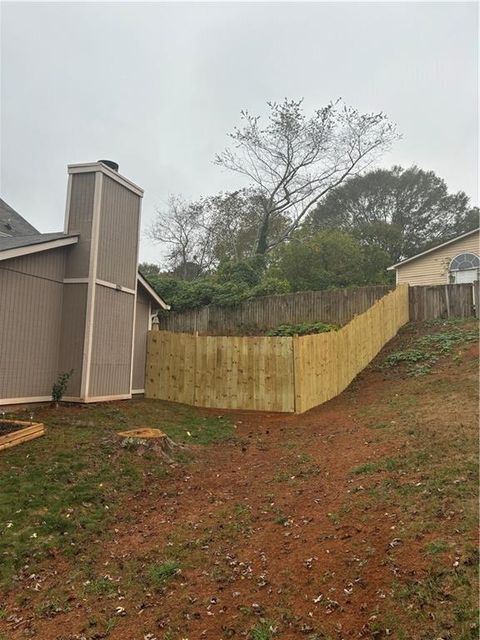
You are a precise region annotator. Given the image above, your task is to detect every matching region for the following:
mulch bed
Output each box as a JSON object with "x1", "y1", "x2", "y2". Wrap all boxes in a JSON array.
[{"x1": 0, "y1": 420, "x2": 28, "y2": 436}]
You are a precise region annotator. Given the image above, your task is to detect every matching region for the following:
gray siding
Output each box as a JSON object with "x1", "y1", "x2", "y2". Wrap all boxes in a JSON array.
[
  {"x1": 58, "y1": 283, "x2": 88, "y2": 397},
  {"x1": 0, "y1": 249, "x2": 66, "y2": 400},
  {"x1": 88, "y1": 285, "x2": 135, "y2": 397},
  {"x1": 97, "y1": 176, "x2": 141, "y2": 290},
  {"x1": 65, "y1": 172, "x2": 96, "y2": 278},
  {"x1": 132, "y1": 287, "x2": 150, "y2": 391}
]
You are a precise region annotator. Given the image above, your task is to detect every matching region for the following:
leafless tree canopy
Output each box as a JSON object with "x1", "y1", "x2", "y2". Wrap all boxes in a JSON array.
[
  {"x1": 215, "y1": 98, "x2": 399, "y2": 254},
  {"x1": 148, "y1": 196, "x2": 215, "y2": 279},
  {"x1": 149, "y1": 99, "x2": 399, "y2": 274}
]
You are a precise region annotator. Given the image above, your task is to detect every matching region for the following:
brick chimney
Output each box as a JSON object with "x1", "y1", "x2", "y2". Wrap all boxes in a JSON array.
[{"x1": 59, "y1": 161, "x2": 143, "y2": 401}]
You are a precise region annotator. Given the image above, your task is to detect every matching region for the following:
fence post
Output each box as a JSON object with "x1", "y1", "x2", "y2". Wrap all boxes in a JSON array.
[{"x1": 445, "y1": 285, "x2": 450, "y2": 318}]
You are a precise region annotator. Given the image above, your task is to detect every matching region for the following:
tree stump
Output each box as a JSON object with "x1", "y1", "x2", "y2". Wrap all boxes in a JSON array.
[{"x1": 117, "y1": 428, "x2": 187, "y2": 463}]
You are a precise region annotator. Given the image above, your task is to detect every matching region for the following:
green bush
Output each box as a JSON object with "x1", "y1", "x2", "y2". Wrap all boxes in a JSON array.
[
  {"x1": 251, "y1": 277, "x2": 291, "y2": 298},
  {"x1": 267, "y1": 321, "x2": 338, "y2": 337},
  {"x1": 216, "y1": 258, "x2": 264, "y2": 287},
  {"x1": 211, "y1": 282, "x2": 250, "y2": 307}
]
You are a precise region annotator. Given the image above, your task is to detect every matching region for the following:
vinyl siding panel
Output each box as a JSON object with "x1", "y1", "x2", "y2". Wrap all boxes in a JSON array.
[
  {"x1": 132, "y1": 288, "x2": 150, "y2": 391},
  {"x1": 89, "y1": 285, "x2": 135, "y2": 397},
  {"x1": 397, "y1": 233, "x2": 480, "y2": 285},
  {"x1": 0, "y1": 249, "x2": 66, "y2": 401},
  {"x1": 96, "y1": 176, "x2": 140, "y2": 290},
  {"x1": 65, "y1": 172, "x2": 96, "y2": 278},
  {"x1": 58, "y1": 283, "x2": 88, "y2": 397}
]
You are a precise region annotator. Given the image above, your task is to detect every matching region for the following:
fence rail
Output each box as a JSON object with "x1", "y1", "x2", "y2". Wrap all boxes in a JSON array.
[
  {"x1": 158, "y1": 285, "x2": 392, "y2": 335},
  {"x1": 146, "y1": 285, "x2": 409, "y2": 413},
  {"x1": 409, "y1": 283, "x2": 478, "y2": 321}
]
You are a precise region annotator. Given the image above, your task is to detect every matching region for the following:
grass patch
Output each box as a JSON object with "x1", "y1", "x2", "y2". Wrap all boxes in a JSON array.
[
  {"x1": 84, "y1": 576, "x2": 118, "y2": 596},
  {"x1": 148, "y1": 560, "x2": 181, "y2": 590},
  {"x1": 424, "y1": 539, "x2": 451, "y2": 555},
  {"x1": 352, "y1": 457, "x2": 399, "y2": 475},
  {"x1": 0, "y1": 400, "x2": 233, "y2": 588},
  {"x1": 162, "y1": 414, "x2": 234, "y2": 444},
  {"x1": 249, "y1": 620, "x2": 277, "y2": 640}
]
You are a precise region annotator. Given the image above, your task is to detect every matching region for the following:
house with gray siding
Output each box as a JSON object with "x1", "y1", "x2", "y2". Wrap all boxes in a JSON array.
[{"x1": 0, "y1": 160, "x2": 168, "y2": 405}]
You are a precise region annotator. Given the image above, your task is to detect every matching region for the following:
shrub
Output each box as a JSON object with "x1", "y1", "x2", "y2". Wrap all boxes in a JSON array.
[
  {"x1": 211, "y1": 282, "x2": 250, "y2": 307},
  {"x1": 251, "y1": 277, "x2": 291, "y2": 298},
  {"x1": 51, "y1": 370, "x2": 73, "y2": 404},
  {"x1": 267, "y1": 321, "x2": 338, "y2": 337}
]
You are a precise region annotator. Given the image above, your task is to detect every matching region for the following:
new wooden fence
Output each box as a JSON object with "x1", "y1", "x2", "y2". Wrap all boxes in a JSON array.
[
  {"x1": 146, "y1": 285, "x2": 409, "y2": 413},
  {"x1": 158, "y1": 285, "x2": 392, "y2": 335},
  {"x1": 409, "y1": 283, "x2": 478, "y2": 321}
]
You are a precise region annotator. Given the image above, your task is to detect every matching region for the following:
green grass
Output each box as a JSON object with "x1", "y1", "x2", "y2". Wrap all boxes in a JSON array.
[
  {"x1": 148, "y1": 560, "x2": 181, "y2": 590},
  {"x1": 0, "y1": 400, "x2": 233, "y2": 588},
  {"x1": 352, "y1": 457, "x2": 399, "y2": 475},
  {"x1": 248, "y1": 620, "x2": 277, "y2": 640},
  {"x1": 84, "y1": 576, "x2": 118, "y2": 596},
  {"x1": 162, "y1": 413, "x2": 234, "y2": 444},
  {"x1": 424, "y1": 539, "x2": 451, "y2": 555}
]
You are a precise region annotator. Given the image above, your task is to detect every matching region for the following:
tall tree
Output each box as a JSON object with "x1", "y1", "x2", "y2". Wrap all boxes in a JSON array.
[
  {"x1": 148, "y1": 195, "x2": 214, "y2": 279},
  {"x1": 215, "y1": 98, "x2": 398, "y2": 255},
  {"x1": 307, "y1": 166, "x2": 478, "y2": 262}
]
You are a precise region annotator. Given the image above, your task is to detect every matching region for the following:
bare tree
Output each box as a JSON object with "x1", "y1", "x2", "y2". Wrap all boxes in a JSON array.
[
  {"x1": 148, "y1": 196, "x2": 214, "y2": 279},
  {"x1": 215, "y1": 98, "x2": 399, "y2": 255}
]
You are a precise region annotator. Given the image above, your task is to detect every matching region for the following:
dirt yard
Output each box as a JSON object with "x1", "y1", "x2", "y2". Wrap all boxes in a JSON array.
[{"x1": 0, "y1": 320, "x2": 478, "y2": 640}]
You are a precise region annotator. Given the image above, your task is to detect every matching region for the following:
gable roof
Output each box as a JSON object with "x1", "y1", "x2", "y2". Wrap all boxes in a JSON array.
[
  {"x1": 0, "y1": 199, "x2": 39, "y2": 237},
  {"x1": 137, "y1": 272, "x2": 170, "y2": 310},
  {"x1": 388, "y1": 228, "x2": 480, "y2": 271},
  {"x1": 0, "y1": 233, "x2": 79, "y2": 262}
]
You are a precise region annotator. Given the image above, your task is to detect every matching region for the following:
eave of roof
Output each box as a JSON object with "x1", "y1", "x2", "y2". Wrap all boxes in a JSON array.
[
  {"x1": 137, "y1": 272, "x2": 170, "y2": 310},
  {"x1": 387, "y1": 228, "x2": 480, "y2": 271},
  {"x1": 0, "y1": 233, "x2": 79, "y2": 262}
]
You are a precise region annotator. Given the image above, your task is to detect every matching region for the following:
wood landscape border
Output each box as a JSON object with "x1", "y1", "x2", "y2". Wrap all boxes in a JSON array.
[
  {"x1": 0, "y1": 421, "x2": 45, "y2": 451},
  {"x1": 146, "y1": 285, "x2": 410, "y2": 413}
]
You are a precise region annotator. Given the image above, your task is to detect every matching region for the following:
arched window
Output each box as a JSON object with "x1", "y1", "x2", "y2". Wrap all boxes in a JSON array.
[{"x1": 449, "y1": 253, "x2": 480, "y2": 272}]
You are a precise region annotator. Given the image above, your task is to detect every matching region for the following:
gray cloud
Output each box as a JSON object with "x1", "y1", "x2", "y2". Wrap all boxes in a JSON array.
[{"x1": 1, "y1": 1, "x2": 477, "y2": 263}]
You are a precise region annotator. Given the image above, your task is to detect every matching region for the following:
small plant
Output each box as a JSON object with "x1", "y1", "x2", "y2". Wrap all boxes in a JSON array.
[
  {"x1": 382, "y1": 325, "x2": 478, "y2": 377},
  {"x1": 51, "y1": 369, "x2": 73, "y2": 405},
  {"x1": 383, "y1": 349, "x2": 428, "y2": 367}
]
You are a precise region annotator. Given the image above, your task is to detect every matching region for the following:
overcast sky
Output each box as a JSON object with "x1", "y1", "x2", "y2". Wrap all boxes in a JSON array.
[{"x1": 1, "y1": 1, "x2": 478, "y2": 263}]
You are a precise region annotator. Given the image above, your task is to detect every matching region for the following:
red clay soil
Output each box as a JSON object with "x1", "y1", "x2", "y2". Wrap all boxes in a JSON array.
[{"x1": 1, "y1": 333, "x2": 478, "y2": 640}]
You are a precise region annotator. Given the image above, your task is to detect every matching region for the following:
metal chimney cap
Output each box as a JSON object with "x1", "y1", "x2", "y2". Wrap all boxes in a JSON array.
[{"x1": 98, "y1": 159, "x2": 119, "y2": 172}]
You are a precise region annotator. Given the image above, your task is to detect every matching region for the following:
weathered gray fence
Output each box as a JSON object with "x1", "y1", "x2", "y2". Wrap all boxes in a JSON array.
[
  {"x1": 158, "y1": 285, "x2": 392, "y2": 335},
  {"x1": 408, "y1": 283, "x2": 478, "y2": 321}
]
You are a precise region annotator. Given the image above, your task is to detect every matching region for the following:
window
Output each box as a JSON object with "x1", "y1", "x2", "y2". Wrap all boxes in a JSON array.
[{"x1": 449, "y1": 253, "x2": 480, "y2": 272}]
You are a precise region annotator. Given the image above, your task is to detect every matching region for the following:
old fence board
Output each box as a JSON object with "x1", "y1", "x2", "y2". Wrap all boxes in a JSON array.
[
  {"x1": 146, "y1": 285, "x2": 409, "y2": 413},
  {"x1": 408, "y1": 284, "x2": 476, "y2": 321},
  {"x1": 158, "y1": 285, "x2": 392, "y2": 335}
]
